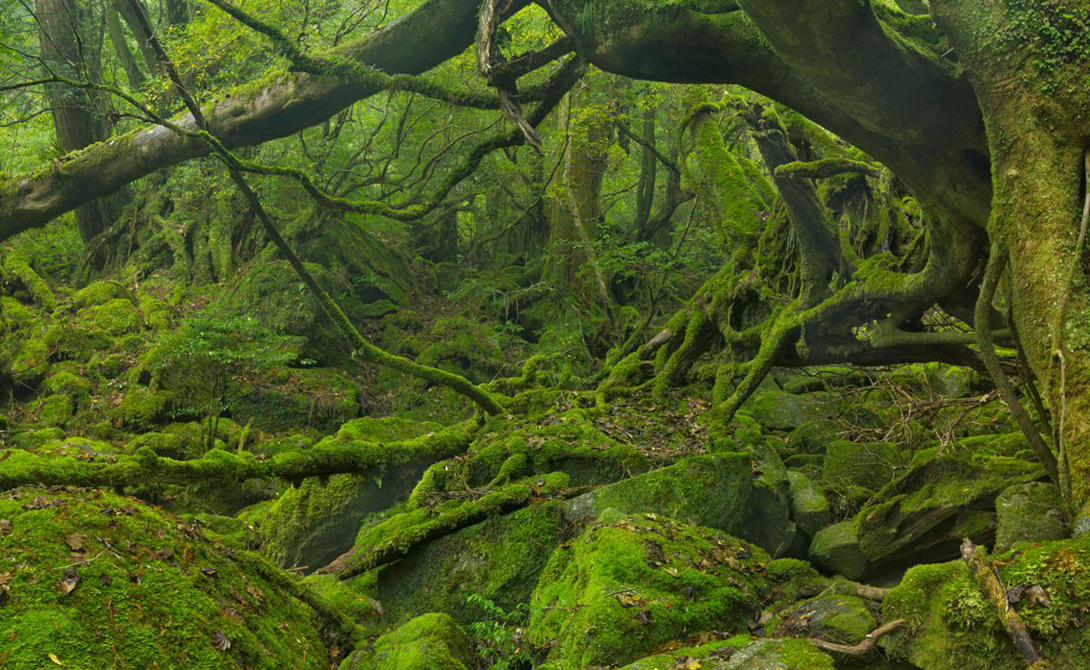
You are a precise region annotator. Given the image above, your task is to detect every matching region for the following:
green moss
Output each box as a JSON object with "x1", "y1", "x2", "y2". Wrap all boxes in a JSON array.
[
  {"x1": 71, "y1": 280, "x2": 131, "y2": 309},
  {"x1": 340, "y1": 613, "x2": 473, "y2": 670},
  {"x1": 37, "y1": 392, "x2": 74, "y2": 426},
  {"x1": 3, "y1": 249, "x2": 56, "y2": 310},
  {"x1": 618, "y1": 635, "x2": 834, "y2": 669},
  {"x1": 528, "y1": 509, "x2": 770, "y2": 668},
  {"x1": 229, "y1": 367, "x2": 362, "y2": 434},
  {"x1": 0, "y1": 487, "x2": 331, "y2": 670},
  {"x1": 75, "y1": 298, "x2": 144, "y2": 336},
  {"x1": 364, "y1": 499, "x2": 565, "y2": 627},
  {"x1": 883, "y1": 535, "x2": 1090, "y2": 670},
  {"x1": 112, "y1": 388, "x2": 177, "y2": 429}
]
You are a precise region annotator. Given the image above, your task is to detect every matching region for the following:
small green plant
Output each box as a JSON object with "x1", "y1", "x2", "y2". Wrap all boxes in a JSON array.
[{"x1": 465, "y1": 594, "x2": 534, "y2": 670}]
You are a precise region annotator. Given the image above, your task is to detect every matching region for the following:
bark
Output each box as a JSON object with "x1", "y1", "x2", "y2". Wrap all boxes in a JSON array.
[
  {"x1": 633, "y1": 105, "x2": 657, "y2": 233},
  {"x1": 36, "y1": 0, "x2": 114, "y2": 242},
  {"x1": 931, "y1": 0, "x2": 1090, "y2": 527}
]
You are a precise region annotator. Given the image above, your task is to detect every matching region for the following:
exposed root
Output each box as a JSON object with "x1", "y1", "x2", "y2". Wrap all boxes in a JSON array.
[{"x1": 807, "y1": 619, "x2": 904, "y2": 656}]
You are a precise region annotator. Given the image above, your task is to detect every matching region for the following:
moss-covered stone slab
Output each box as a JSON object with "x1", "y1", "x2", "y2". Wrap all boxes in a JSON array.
[
  {"x1": 787, "y1": 470, "x2": 831, "y2": 539},
  {"x1": 772, "y1": 593, "x2": 877, "y2": 645},
  {"x1": 808, "y1": 519, "x2": 867, "y2": 580},
  {"x1": 560, "y1": 453, "x2": 752, "y2": 535},
  {"x1": 0, "y1": 487, "x2": 331, "y2": 669},
  {"x1": 994, "y1": 481, "x2": 1069, "y2": 552},
  {"x1": 857, "y1": 449, "x2": 1044, "y2": 569},
  {"x1": 528, "y1": 509, "x2": 770, "y2": 669},
  {"x1": 741, "y1": 440, "x2": 797, "y2": 557},
  {"x1": 742, "y1": 390, "x2": 841, "y2": 431},
  {"x1": 339, "y1": 613, "x2": 474, "y2": 670},
  {"x1": 882, "y1": 536, "x2": 1090, "y2": 670},
  {"x1": 821, "y1": 440, "x2": 903, "y2": 491},
  {"x1": 617, "y1": 636, "x2": 835, "y2": 670}
]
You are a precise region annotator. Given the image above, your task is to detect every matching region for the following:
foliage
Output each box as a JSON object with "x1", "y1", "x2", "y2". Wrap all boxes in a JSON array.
[{"x1": 465, "y1": 594, "x2": 535, "y2": 670}]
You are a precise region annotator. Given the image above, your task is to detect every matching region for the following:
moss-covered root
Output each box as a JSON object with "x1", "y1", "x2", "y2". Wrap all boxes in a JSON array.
[
  {"x1": 710, "y1": 307, "x2": 797, "y2": 424},
  {"x1": 961, "y1": 538, "x2": 1051, "y2": 669},
  {"x1": 3, "y1": 249, "x2": 56, "y2": 310},
  {"x1": 320, "y1": 472, "x2": 571, "y2": 578},
  {"x1": 0, "y1": 421, "x2": 476, "y2": 490}
]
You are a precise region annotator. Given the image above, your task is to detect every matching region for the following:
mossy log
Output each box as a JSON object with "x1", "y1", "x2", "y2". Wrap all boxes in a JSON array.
[{"x1": 0, "y1": 423, "x2": 475, "y2": 491}]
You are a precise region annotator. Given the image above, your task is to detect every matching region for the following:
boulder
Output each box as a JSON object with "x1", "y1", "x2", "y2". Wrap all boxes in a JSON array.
[
  {"x1": 772, "y1": 593, "x2": 877, "y2": 645},
  {"x1": 994, "y1": 481, "x2": 1069, "y2": 552},
  {"x1": 743, "y1": 390, "x2": 841, "y2": 431},
  {"x1": 618, "y1": 636, "x2": 835, "y2": 670},
  {"x1": 788, "y1": 470, "x2": 831, "y2": 538},
  {"x1": 528, "y1": 510, "x2": 769, "y2": 669},
  {"x1": 809, "y1": 520, "x2": 868, "y2": 580},
  {"x1": 339, "y1": 613, "x2": 473, "y2": 670}
]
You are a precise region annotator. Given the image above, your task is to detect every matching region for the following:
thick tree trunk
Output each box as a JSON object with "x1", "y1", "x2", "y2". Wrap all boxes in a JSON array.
[{"x1": 932, "y1": 0, "x2": 1090, "y2": 526}]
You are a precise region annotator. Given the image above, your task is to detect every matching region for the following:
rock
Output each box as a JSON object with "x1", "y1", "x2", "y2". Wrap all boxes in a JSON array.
[
  {"x1": 788, "y1": 471, "x2": 831, "y2": 538},
  {"x1": 743, "y1": 390, "x2": 840, "y2": 431},
  {"x1": 809, "y1": 520, "x2": 868, "y2": 580},
  {"x1": 528, "y1": 510, "x2": 770, "y2": 669},
  {"x1": 618, "y1": 637, "x2": 835, "y2": 670},
  {"x1": 561, "y1": 452, "x2": 752, "y2": 535},
  {"x1": 340, "y1": 613, "x2": 474, "y2": 670},
  {"x1": 773, "y1": 593, "x2": 876, "y2": 645},
  {"x1": 923, "y1": 362, "x2": 973, "y2": 398},
  {"x1": 0, "y1": 487, "x2": 330, "y2": 670},
  {"x1": 259, "y1": 417, "x2": 441, "y2": 571},
  {"x1": 995, "y1": 481, "x2": 1069, "y2": 552},
  {"x1": 822, "y1": 440, "x2": 903, "y2": 491},
  {"x1": 741, "y1": 440, "x2": 797, "y2": 557},
  {"x1": 229, "y1": 367, "x2": 363, "y2": 434},
  {"x1": 787, "y1": 419, "x2": 843, "y2": 454},
  {"x1": 882, "y1": 536, "x2": 1090, "y2": 670},
  {"x1": 856, "y1": 449, "x2": 1043, "y2": 570},
  {"x1": 361, "y1": 501, "x2": 565, "y2": 627}
]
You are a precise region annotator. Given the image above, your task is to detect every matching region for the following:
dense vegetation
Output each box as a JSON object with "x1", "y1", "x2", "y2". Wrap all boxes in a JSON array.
[{"x1": 1, "y1": 0, "x2": 1089, "y2": 668}]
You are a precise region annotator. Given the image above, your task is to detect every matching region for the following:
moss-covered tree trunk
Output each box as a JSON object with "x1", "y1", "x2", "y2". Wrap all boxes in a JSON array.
[{"x1": 932, "y1": 0, "x2": 1090, "y2": 528}]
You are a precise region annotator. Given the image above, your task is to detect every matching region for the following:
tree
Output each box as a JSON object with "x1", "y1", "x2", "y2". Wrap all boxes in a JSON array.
[{"x1": 0, "y1": 0, "x2": 1088, "y2": 526}]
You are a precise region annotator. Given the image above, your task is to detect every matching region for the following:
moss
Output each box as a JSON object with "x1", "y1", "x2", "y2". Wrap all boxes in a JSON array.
[
  {"x1": 303, "y1": 573, "x2": 383, "y2": 623},
  {"x1": 42, "y1": 369, "x2": 93, "y2": 404},
  {"x1": 465, "y1": 408, "x2": 652, "y2": 488},
  {"x1": 71, "y1": 280, "x2": 131, "y2": 309},
  {"x1": 37, "y1": 392, "x2": 74, "y2": 426},
  {"x1": 0, "y1": 487, "x2": 331, "y2": 669},
  {"x1": 774, "y1": 593, "x2": 876, "y2": 645},
  {"x1": 112, "y1": 388, "x2": 177, "y2": 429},
  {"x1": 883, "y1": 536, "x2": 1090, "y2": 670},
  {"x1": 339, "y1": 612, "x2": 473, "y2": 670},
  {"x1": 361, "y1": 498, "x2": 565, "y2": 628},
  {"x1": 528, "y1": 509, "x2": 770, "y2": 668},
  {"x1": 74, "y1": 298, "x2": 144, "y2": 336},
  {"x1": 5, "y1": 426, "x2": 66, "y2": 450},
  {"x1": 3, "y1": 249, "x2": 56, "y2": 310}
]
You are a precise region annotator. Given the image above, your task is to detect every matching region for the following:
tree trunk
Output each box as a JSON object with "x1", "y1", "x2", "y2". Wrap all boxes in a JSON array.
[
  {"x1": 37, "y1": 0, "x2": 114, "y2": 242},
  {"x1": 932, "y1": 0, "x2": 1090, "y2": 527}
]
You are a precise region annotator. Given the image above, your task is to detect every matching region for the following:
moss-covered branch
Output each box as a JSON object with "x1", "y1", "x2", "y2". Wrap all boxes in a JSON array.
[
  {"x1": 774, "y1": 158, "x2": 883, "y2": 180},
  {"x1": 0, "y1": 422, "x2": 475, "y2": 491},
  {"x1": 320, "y1": 472, "x2": 571, "y2": 578}
]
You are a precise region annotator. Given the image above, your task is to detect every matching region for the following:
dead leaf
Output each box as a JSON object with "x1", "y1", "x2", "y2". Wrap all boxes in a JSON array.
[
  {"x1": 64, "y1": 533, "x2": 87, "y2": 552},
  {"x1": 0, "y1": 519, "x2": 11, "y2": 535},
  {"x1": 48, "y1": 652, "x2": 63, "y2": 665},
  {"x1": 57, "y1": 566, "x2": 80, "y2": 596},
  {"x1": 1025, "y1": 585, "x2": 1052, "y2": 608},
  {"x1": 211, "y1": 629, "x2": 231, "y2": 651},
  {"x1": 635, "y1": 610, "x2": 654, "y2": 625}
]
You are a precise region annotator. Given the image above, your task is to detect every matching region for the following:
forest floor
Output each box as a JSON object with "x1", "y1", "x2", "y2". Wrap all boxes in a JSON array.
[{"x1": 0, "y1": 264, "x2": 1085, "y2": 670}]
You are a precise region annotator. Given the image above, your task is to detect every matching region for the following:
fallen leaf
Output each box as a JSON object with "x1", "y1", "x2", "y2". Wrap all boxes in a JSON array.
[
  {"x1": 64, "y1": 533, "x2": 87, "y2": 552},
  {"x1": 211, "y1": 629, "x2": 231, "y2": 651},
  {"x1": 57, "y1": 566, "x2": 80, "y2": 596},
  {"x1": 48, "y1": 652, "x2": 63, "y2": 665},
  {"x1": 0, "y1": 519, "x2": 11, "y2": 535}
]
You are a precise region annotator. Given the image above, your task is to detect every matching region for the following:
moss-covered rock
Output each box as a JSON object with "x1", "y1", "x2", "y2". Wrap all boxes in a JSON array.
[
  {"x1": 772, "y1": 593, "x2": 877, "y2": 645},
  {"x1": 71, "y1": 280, "x2": 131, "y2": 309},
  {"x1": 112, "y1": 388, "x2": 176, "y2": 429},
  {"x1": 339, "y1": 613, "x2": 473, "y2": 670},
  {"x1": 743, "y1": 390, "x2": 841, "y2": 431},
  {"x1": 561, "y1": 453, "x2": 752, "y2": 534},
  {"x1": 808, "y1": 520, "x2": 868, "y2": 580},
  {"x1": 741, "y1": 440, "x2": 797, "y2": 557},
  {"x1": 787, "y1": 470, "x2": 831, "y2": 541},
  {"x1": 74, "y1": 298, "x2": 144, "y2": 336},
  {"x1": 617, "y1": 636, "x2": 835, "y2": 670},
  {"x1": 259, "y1": 417, "x2": 442, "y2": 570},
  {"x1": 0, "y1": 487, "x2": 332, "y2": 670},
  {"x1": 822, "y1": 440, "x2": 904, "y2": 490},
  {"x1": 857, "y1": 449, "x2": 1044, "y2": 569},
  {"x1": 360, "y1": 500, "x2": 566, "y2": 627},
  {"x1": 528, "y1": 509, "x2": 770, "y2": 669},
  {"x1": 994, "y1": 481, "x2": 1069, "y2": 552},
  {"x1": 37, "y1": 392, "x2": 74, "y2": 426},
  {"x1": 882, "y1": 536, "x2": 1090, "y2": 670}
]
